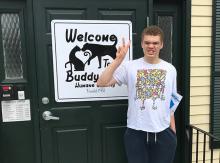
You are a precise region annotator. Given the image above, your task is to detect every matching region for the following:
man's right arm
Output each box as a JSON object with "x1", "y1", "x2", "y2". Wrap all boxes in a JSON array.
[{"x1": 96, "y1": 59, "x2": 122, "y2": 87}]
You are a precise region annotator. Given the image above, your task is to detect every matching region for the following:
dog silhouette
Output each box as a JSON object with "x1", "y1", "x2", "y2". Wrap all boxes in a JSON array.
[
  {"x1": 65, "y1": 45, "x2": 86, "y2": 71},
  {"x1": 81, "y1": 39, "x2": 117, "y2": 68}
]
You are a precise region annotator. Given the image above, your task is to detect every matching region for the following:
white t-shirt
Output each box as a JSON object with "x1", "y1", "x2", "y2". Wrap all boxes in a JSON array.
[{"x1": 113, "y1": 57, "x2": 182, "y2": 133}]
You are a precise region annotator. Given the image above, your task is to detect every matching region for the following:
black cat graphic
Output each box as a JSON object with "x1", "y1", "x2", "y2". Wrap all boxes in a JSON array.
[
  {"x1": 81, "y1": 39, "x2": 117, "y2": 68},
  {"x1": 65, "y1": 45, "x2": 87, "y2": 71}
]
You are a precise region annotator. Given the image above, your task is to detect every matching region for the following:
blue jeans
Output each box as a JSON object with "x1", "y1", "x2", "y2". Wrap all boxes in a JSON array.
[{"x1": 124, "y1": 127, "x2": 177, "y2": 163}]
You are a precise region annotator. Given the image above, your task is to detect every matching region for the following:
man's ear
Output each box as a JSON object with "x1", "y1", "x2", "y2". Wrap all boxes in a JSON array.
[
  {"x1": 160, "y1": 42, "x2": 164, "y2": 49},
  {"x1": 141, "y1": 41, "x2": 144, "y2": 49}
]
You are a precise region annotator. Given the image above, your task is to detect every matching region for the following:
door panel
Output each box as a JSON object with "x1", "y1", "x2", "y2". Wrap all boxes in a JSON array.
[
  {"x1": 102, "y1": 125, "x2": 126, "y2": 163},
  {"x1": 33, "y1": 1, "x2": 148, "y2": 163},
  {"x1": 53, "y1": 127, "x2": 90, "y2": 163}
]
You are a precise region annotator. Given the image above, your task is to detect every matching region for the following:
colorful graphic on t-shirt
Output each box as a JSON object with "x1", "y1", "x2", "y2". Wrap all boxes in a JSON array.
[{"x1": 136, "y1": 69, "x2": 167, "y2": 110}]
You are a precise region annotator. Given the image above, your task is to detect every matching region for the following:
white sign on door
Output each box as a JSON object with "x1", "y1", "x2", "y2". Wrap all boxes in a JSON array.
[
  {"x1": 51, "y1": 20, "x2": 132, "y2": 102},
  {"x1": 1, "y1": 100, "x2": 31, "y2": 122}
]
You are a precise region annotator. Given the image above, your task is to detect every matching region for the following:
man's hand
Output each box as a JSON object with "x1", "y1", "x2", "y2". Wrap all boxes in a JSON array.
[
  {"x1": 170, "y1": 114, "x2": 176, "y2": 134},
  {"x1": 115, "y1": 38, "x2": 130, "y2": 62},
  {"x1": 97, "y1": 38, "x2": 130, "y2": 87}
]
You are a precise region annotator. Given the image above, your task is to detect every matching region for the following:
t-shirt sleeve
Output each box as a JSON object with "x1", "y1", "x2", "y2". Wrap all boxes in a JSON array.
[
  {"x1": 113, "y1": 61, "x2": 128, "y2": 86},
  {"x1": 169, "y1": 68, "x2": 183, "y2": 112}
]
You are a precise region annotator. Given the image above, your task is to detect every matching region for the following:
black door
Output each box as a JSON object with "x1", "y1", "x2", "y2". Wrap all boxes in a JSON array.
[{"x1": 33, "y1": 0, "x2": 149, "y2": 163}]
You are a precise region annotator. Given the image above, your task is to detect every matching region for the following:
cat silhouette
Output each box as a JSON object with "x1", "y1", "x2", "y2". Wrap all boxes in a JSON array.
[{"x1": 65, "y1": 45, "x2": 85, "y2": 71}]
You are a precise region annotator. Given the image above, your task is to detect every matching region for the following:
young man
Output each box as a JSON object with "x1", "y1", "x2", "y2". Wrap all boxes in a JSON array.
[{"x1": 97, "y1": 25, "x2": 182, "y2": 163}]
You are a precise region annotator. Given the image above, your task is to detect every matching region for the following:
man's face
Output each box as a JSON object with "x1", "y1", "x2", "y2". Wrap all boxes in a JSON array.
[{"x1": 141, "y1": 35, "x2": 163, "y2": 61}]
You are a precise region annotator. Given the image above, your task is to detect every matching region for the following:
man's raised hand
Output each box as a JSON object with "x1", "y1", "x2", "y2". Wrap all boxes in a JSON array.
[{"x1": 115, "y1": 38, "x2": 130, "y2": 62}]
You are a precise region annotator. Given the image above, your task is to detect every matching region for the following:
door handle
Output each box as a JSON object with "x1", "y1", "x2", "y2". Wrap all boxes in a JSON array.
[{"x1": 42, "y1": 111, "x2": 60, "y2": 121}]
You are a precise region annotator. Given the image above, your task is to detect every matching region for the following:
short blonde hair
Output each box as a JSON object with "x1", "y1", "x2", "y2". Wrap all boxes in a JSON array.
[{"x1": 141, "y1": 25, "x2": 164, "y2": 42}]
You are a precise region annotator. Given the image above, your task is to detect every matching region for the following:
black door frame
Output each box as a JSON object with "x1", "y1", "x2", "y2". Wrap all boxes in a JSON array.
[{"x1": 182, "y1": 0, "x2": 191, "y2": 162}]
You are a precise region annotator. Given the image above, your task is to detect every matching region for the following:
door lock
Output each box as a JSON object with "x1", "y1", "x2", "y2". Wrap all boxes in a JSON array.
[
  {"x1": 42, "y1": 97, "x2": 49, "y2": 105},
  {"x1": 42, "y1": 111, "x2": 60, "y2": 120}
]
